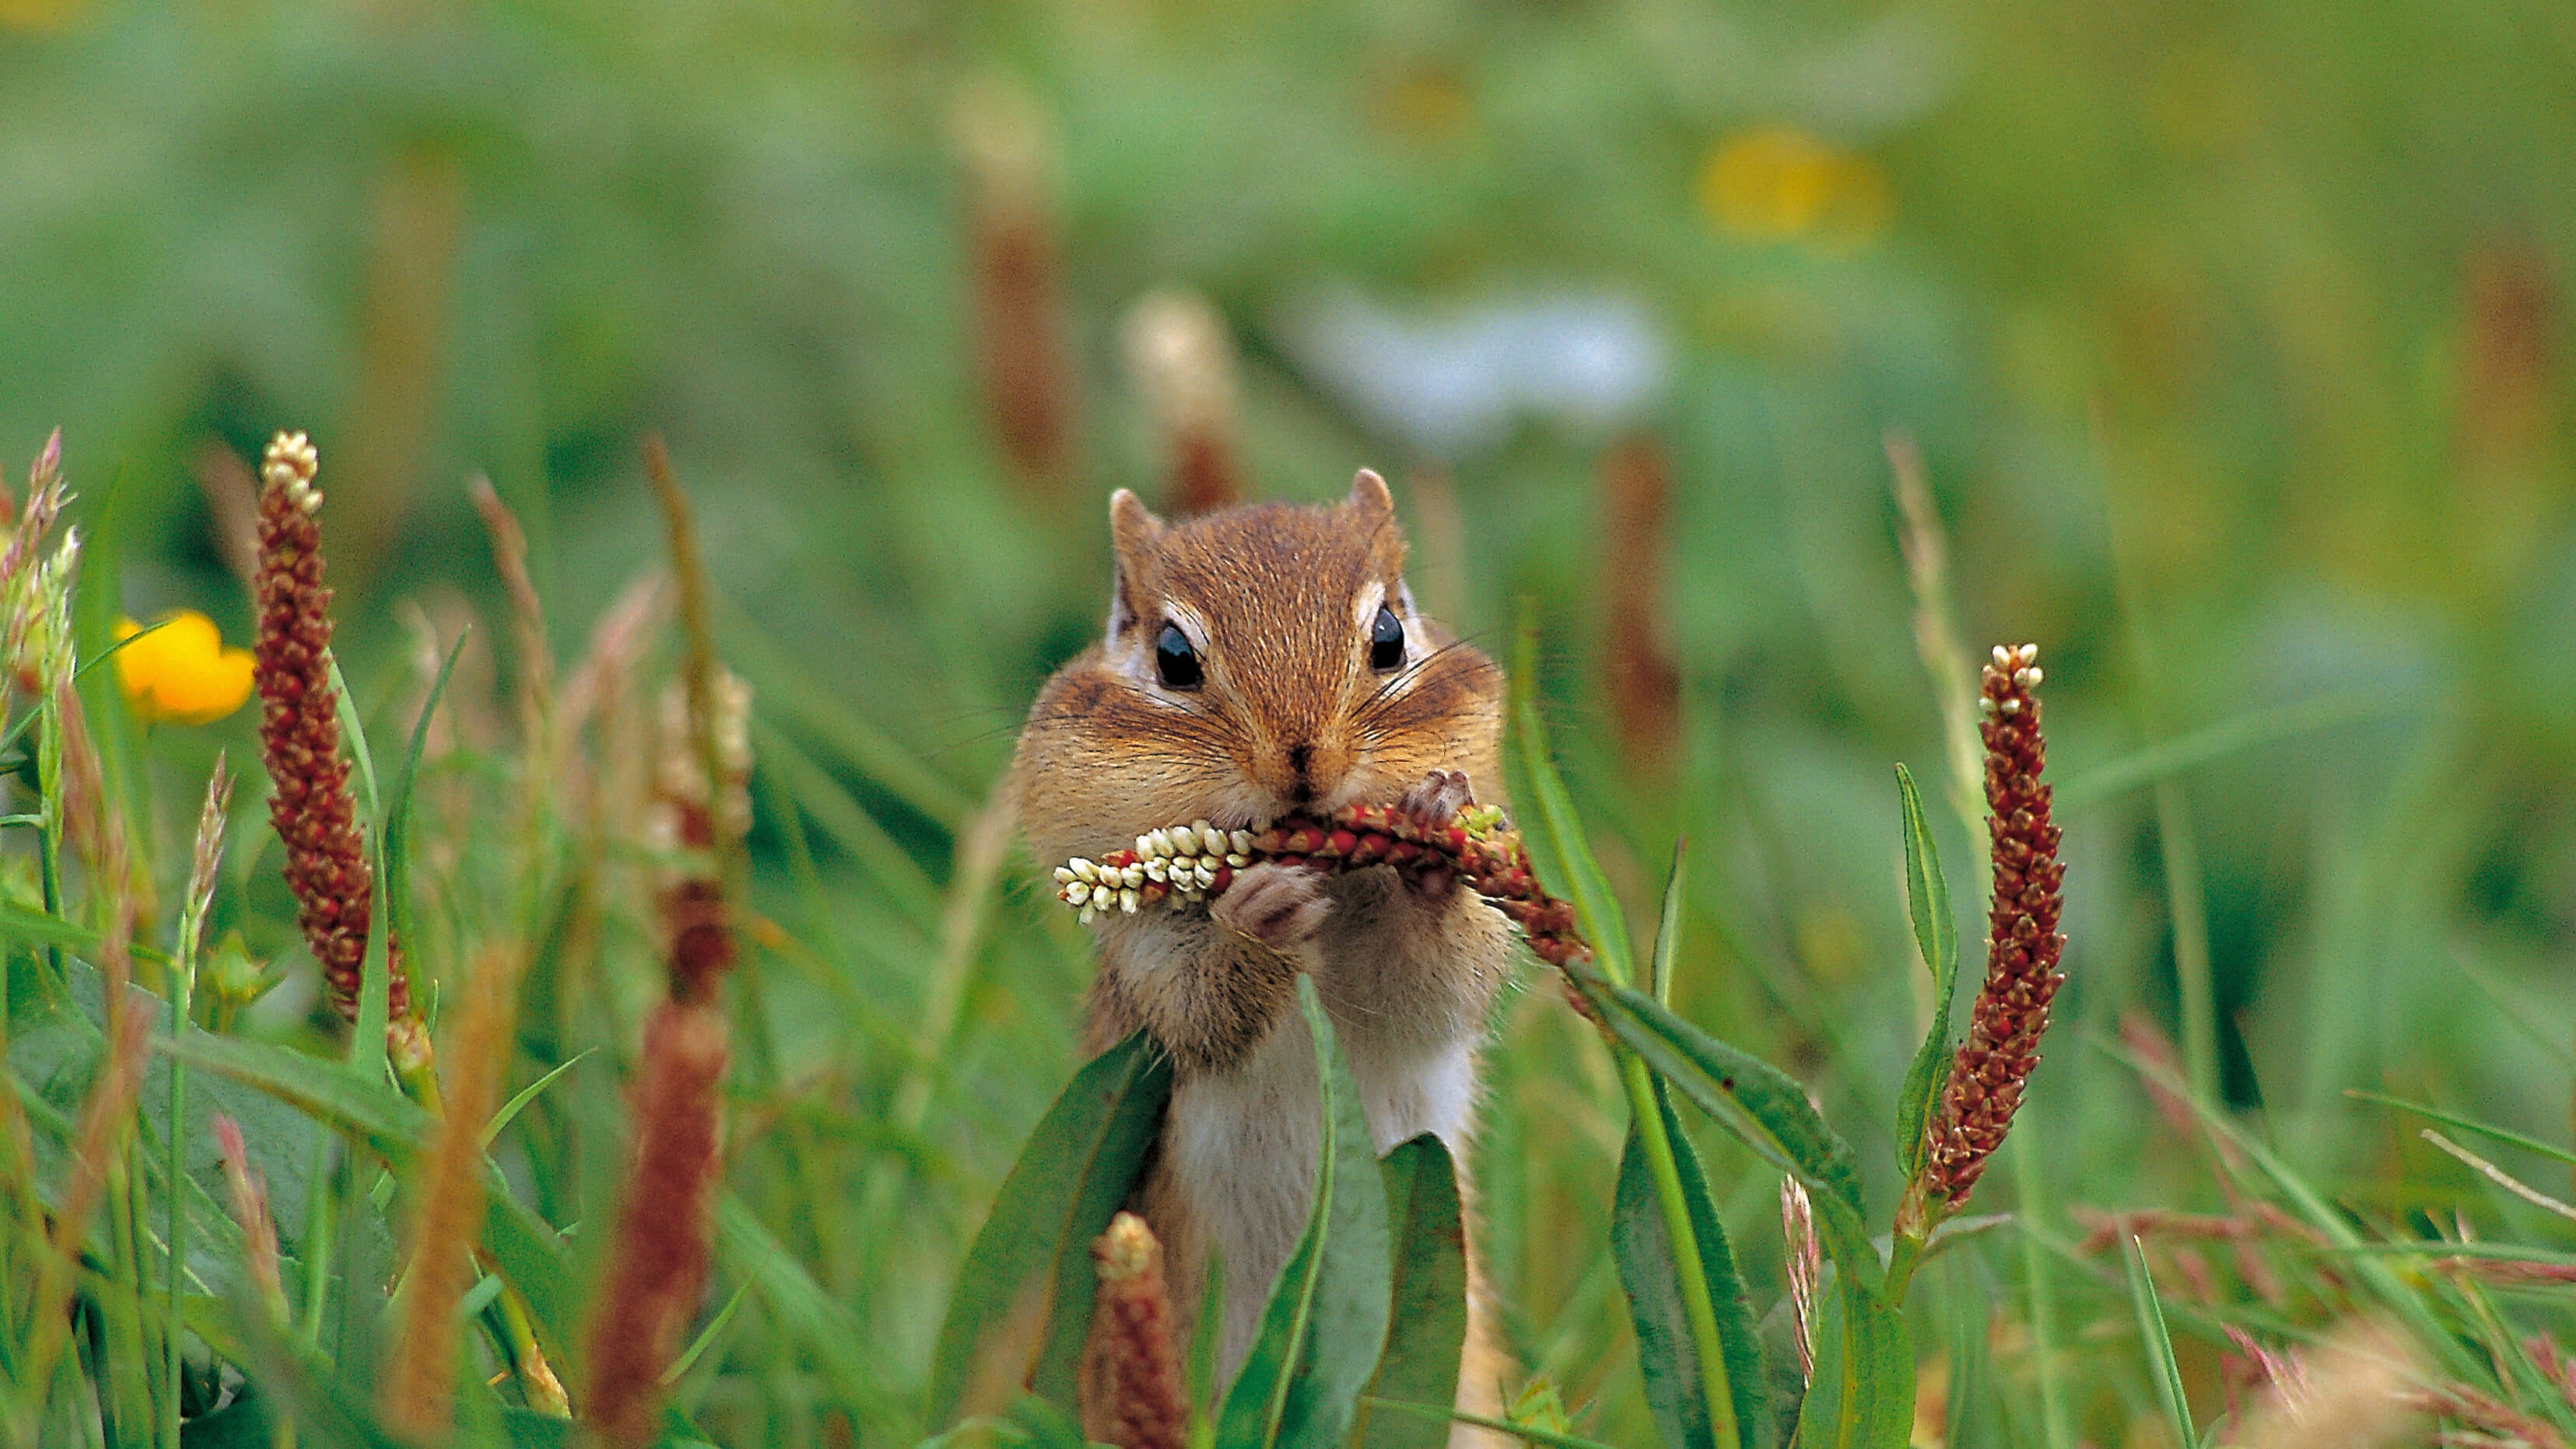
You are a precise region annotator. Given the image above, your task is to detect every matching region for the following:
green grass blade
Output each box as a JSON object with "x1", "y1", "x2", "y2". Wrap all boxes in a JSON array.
[
  {"x1": 925, "y1": 1031, "x2": 1172, "y2": 1429},
  {"x1": 2055, "y1": 693, "x2": 2396, "y2": 809},
  {"x1": 2102, "y1": 1039, "x2": 2484, "y2": 1382},
  {"x1": 481, "y1": 1048, "x2": 598, "y2": 1152},
  {"x1": 1505, "y1": 614, "x2": 1634, "y2": 986},
  {"x1": 2120, "y1": 1235, "x2": 2194, "y2": 1449},
  {"x1": 1217, "y1": 977, "x2": 1393, "y2": 1449},
  {"x1": 328, "y1": 657, "x2": 392, "y2": 1087},
  {"x1": 714, "y1": 1195, "x2": 894, "y2": 1422},
  {"x1": 379, "y1": 630, "x2": 467, "y2": 966},
  {"x1": 1891, "y1": 765, "x2": 1958, "y2": 1181},
  {"x1": 1613, "y1": 1079, "x2": 1767, "y2": 1449},
  {"x1": 1650, "y1": 839, "x2": 1686, "y2": 1007},
  {"x1": 2344, "y1": 1090, "x2": 2576, "y2": 1166},
  {"x1": 1348, "y1": 1135, "x2": 1468, "y2": 1449}
]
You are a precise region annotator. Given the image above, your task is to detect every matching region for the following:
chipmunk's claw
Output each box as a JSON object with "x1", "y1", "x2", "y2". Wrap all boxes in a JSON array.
[{"x1": 1211, "y1": 861, "x2": 1332, "y2": 951}]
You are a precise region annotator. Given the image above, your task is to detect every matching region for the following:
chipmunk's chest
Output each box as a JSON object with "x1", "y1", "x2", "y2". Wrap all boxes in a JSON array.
[{"x1": 1167, "y1": 992, "x2": 1479, "y2": 1375}]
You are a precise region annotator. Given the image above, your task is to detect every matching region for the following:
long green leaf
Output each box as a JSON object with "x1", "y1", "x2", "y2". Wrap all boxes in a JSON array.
[
  {"x1": 926, "y1": 1031, "x2": 1172, "y2": 1429},
  {"x1": 1892, "y1": 765, "x2": 1960, "y2": 1181},
  {"x1": 1568, "y1": 967, "x2": 1913, "y2": 1448},
  {"x1": 1614, "y1": 1081, "x2": 1767, "y2": 1449},
  {"x1": 1568, "y1": 967, "x2": 1866, "y2": 1233},
  {"x1": 2121, "y1": 1235, "x2": 2194, "y2": 1449},
  {"x1": 156, "y1": 1031, "x2": 431, "y2": 1163},
  {"x1": 1218, "y1": 977, "x2": 1393, "y2": 1449},
  {"x1": 1350, "y1": 1135, "x2": 1468, "y2": 1449},
  {"x1": 1789, "y1": 1286, "x2": 1913, "y2": 1449}
]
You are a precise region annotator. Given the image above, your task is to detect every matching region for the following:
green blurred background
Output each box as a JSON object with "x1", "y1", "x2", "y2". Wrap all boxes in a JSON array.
[{"x1": 5, "y1": 0, "x2": 2574, "y2": 1440}]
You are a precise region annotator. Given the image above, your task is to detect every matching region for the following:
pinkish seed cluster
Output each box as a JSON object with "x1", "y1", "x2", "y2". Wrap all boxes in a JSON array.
[
  {"x1": 1053, "y1": 801, "x2": 1589, "y2": 967},
  {"x1": 1919, "y1": 642, "x2": 2065, "y2": 1206}
]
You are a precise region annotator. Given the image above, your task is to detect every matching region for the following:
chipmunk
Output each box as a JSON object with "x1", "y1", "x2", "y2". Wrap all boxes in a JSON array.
[{"x1": 1012, "y1": 470, "x2": 1515, "y2": 1439}]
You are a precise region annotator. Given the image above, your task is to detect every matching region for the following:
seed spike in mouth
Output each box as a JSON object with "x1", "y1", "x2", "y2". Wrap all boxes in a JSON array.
[{"x1": 1052, "y1": 800, "x2": 1590, "y2": 968}]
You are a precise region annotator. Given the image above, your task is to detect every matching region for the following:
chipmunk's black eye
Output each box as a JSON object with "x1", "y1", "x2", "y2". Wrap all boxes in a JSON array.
[
  {"x1": 1155, "y1": 623, "x2": 1203, "y2": 689},
  {"x1": 1369, "y1": 604, "x2": 1405, "y2": 672}
]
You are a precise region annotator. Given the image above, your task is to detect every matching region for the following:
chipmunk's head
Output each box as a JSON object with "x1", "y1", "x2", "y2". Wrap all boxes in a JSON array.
[{"x1": 1083, "y1": 470, "x2": 1499, "y2": 829}]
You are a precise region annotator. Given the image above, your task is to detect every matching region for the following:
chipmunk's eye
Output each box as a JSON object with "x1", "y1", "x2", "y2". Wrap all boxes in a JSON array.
[
  {"x1": 1369, "y1": 604, "x2": 1404, "y2": 672},
  {"x1": 1155, "y1": 623, "x2": 1203, "y2": 689}
]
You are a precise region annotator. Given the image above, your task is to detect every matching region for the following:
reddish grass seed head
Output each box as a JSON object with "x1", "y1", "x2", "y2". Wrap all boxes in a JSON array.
[
  {"x1": 585, "y1": 998, "x2": 730, "y2": 1448},
  {"x1": 1919, "y1": 643, "x2": 2065, "y2": 1208},
  {"x1": 1088, "y1": 1212, "x2": 1186, "y2": 1449},
  {"x1": 252, "y1": 431, "x2": 408, "y2": 1024}
]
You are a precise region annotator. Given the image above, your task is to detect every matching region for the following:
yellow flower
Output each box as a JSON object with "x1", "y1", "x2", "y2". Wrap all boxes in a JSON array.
[
  {"x1": 1698, "y1": 125, "x2": 1891, "y2": 247},
  {"x1": 114, "y1": 611, "x2": 254, "y2": 727}
]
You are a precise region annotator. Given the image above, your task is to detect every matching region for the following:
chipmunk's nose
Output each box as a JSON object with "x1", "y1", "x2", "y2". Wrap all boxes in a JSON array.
[{"x1": 1267, "y1": 739, "x2": 1344, "y2": 809}]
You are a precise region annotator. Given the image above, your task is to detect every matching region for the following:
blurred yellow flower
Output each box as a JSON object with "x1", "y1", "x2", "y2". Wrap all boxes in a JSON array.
[
  {"x1": 0, "y1": 0, "x2": 87, "y2": 33},
  {"x1": 114, "y1": 612, "x2": 254, "y2": 727},
  {"x1": 1698, "y1": 125, "x2": 1891, "y2": 247}
]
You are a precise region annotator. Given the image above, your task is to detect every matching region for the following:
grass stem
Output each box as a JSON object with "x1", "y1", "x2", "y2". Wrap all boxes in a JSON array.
[{"x1": 2154, "y1": 780, "x2": 2220, "y2": 1106}]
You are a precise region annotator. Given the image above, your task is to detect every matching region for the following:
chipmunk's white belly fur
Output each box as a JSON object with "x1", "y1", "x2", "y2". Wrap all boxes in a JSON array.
[{"x1": 1169, "y1": 1006, "x2": 1480, "y2": 1377}]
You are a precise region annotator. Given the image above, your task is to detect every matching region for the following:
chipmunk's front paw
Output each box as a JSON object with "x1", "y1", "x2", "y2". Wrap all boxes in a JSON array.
[
  {"x1": 1397, "y1": 770, "x2": 1477, "y2": 901},
  {"x1": 1213, "y1": 862, "x2": 1333, "y2": 951},
  {"x1": 1397, "y1": 769, "x2": 1476, "y2": 830}
]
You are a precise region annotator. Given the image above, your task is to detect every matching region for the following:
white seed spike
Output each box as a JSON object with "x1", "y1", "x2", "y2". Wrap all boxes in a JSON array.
[
  {"x1": 1198, "y1": 862, "x2": 1218, "y2": 887},
  {"x1": 1078, "y1": 906, "x2": 1097, "y2": 924},
  {"x1": 1074, "y1": 858, "x2": 1099, "y2": 883},
  {"x1": 2024, "y1": 665, "x2": 2043, "y2": 687},
  {"x1": 1144, "y1": 858, "x2": 1169, "y2": 882},
  {"x1": 1065, "y1": 882, "x2": 1092, "y2": 905},
  {"x1": 1120, "y1": 887, "x2": 1141, "y2": 914},
  {"x1": 2000, "y1": 697, "x2": 2021, "y2": 715},
  {"x1": 1225, "y1": 853, "x2": 1249, "y2": 868},
  {"x1": 1197, "y1": 823, "x2": 1224, "y2": 855},
  {"x1": 1053, "y1": 865, "x2": 1076, "y2": 885},
  {"x1": 1993, "y1": 644, "x2": 2010, "y2": 667},
  {"x1": 1231, "y1": 830, "x2": 1254, "y2": 854},
  {"x1": 1141, "y1": 830, "x2": 1165, "y2": 858}
]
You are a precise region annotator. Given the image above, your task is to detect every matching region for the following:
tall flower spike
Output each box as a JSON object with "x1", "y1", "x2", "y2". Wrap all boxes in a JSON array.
[
  {"x1": 251, "y1": 430, "x2": 405, "y2": 1023},
  {"x1": 585, "y1": 996, "x2": 728, "y2": 1447},
  {"x1": 1085, "y1": 1212, "x2": 1186, "y2": 1449},
  {"x1": 1917, "y1": 643, "x2": 2064, "y2": 1208}
]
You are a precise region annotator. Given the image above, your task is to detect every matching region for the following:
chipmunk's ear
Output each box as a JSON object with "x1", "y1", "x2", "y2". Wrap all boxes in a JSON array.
[
  {"x1": 1345, "y1": 468, "x2": 1396, "y2": 529},
  {"x1": 1106, "y1": 489, "x2": 1167, "y2": 641},
  {"x1": 1345, "y1": 468, "x2": 1407, "y2": 584}
]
